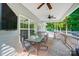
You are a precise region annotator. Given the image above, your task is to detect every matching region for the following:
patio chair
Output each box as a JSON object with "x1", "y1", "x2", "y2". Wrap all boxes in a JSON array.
[
  {"x1": 21, "y1": 37, "x2": 36, "y2": 56},
  {"x1": 39, "y1": 33, "x2": 48, "y2": 50},
  {"x1": 42, "y1": 33, "x2": 48, "y2": 43}
]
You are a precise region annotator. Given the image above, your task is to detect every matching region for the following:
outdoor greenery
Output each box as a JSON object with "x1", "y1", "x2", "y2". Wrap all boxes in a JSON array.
[
  {"x1": 20, "y1": 23, "x2": 28, "y2": 28},
  {"x1": 30, "y1": 24, "x2": 34, "y2": 29},
  {"x1": 20, "y1": 23, "x2": 34, "y2": 29},
  {"x1": 20, "y1": 22, "x2": 35, "y2": 35},
  {"x1": 46, "y1": 8, "x2": 79, "y2": 31}
]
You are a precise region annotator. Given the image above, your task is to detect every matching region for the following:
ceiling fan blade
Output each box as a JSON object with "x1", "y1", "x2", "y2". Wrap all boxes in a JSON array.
[
  {"x1": 47, "y1": 3, "x2": 52, "y2": 10},
  {"x1": 37, "y1": 3, "x2": 45, "y2": 9}
]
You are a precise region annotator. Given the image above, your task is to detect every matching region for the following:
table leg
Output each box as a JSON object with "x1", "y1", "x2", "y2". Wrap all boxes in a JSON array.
[
  {"x1": 36, "y1": 43, "x2": 40, "y2": 56},
  {"x1": 36, "y1": 47, "x2": 38, "y2": 55}
]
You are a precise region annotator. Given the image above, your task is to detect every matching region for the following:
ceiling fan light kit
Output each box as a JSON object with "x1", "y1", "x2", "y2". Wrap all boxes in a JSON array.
[{"x1": 48, "y1": 15, "x2": 56, "y2": 19}]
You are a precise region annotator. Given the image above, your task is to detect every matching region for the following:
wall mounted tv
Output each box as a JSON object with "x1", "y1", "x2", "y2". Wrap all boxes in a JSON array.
[{"x1": 1, "y1": 3, "x2": 17, "y2": 30}]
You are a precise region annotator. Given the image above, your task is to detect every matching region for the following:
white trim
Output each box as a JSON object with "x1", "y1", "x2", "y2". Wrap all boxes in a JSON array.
[
  {"x1": 18, "y1": 14, "x2": 37, "y2": 40},
  {"x1": 18, "y1": 15, "x2": 21, "y2": 44}
]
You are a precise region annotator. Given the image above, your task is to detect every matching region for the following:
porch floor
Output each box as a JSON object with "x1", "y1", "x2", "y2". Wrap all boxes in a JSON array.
[{"x1": 17, "y1": 37, "x2": 71, "y2": 56}]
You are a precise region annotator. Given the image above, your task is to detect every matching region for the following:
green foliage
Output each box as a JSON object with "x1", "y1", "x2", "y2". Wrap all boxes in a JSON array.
[
  {"x1": 20, "y1": 23, "x2": 28, "y2": 28},
  {"x1": 46, "y1": 22, "x2": 54, "y2": 31},
  {"x1": 30, "y1": 24, "x2": 34, "y2": 29},
  {"x1": 46, "y1": 8, "x2": 79, "y2": 31}
]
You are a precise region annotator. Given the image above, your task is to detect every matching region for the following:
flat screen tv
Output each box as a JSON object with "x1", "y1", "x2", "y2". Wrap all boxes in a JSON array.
[{"x1": 1, "y1": 3, "x2": 17, "y2": 30}]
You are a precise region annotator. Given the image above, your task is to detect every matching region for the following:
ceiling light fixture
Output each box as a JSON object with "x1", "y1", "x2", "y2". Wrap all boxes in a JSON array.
[{"x1": 48, "y1": 8, "x2": 56, "y2": 19}]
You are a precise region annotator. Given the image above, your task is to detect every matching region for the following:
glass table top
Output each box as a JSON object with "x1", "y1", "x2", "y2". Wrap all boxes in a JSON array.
[{"x1": 26, "y1": 35, "x2": 44, "y2": 43}]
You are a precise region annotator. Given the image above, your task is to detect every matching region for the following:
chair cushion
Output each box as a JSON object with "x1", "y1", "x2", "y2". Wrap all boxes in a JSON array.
[{"x1": 24, "y1": 41, "x2": 31, "y2": 48}]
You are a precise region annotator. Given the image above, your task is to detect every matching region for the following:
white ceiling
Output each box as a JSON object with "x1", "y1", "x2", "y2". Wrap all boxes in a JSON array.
[{"x1": 22, "y1": 3, "x2": 73, "y2": 22}]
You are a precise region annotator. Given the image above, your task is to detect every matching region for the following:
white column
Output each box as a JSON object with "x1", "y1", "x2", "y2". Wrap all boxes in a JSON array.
[{"x1": 66, "y1": 24, "x2": 68, "y2": 34}]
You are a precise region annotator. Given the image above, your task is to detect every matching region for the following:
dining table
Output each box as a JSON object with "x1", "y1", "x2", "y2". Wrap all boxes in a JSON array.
[{"x1": 25, "y1": 35, "x2": 44, "y2": 55}]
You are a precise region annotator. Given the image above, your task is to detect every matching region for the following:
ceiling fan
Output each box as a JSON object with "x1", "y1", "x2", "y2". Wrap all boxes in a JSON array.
[
  {"x1": 37, "y1": 3, "x2": 56, "y2": 19},
  {"x1": 48, "y1": 15, "x2": 56, "y2": 19},
  {"x1": 37, "y1": 3, "x2": 52, "y2": 10}
]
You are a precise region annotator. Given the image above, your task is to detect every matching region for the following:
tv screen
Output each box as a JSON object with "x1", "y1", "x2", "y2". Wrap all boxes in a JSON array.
[{"x1": 1, "y1": 3, "x2": 17, "y2": 30}]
